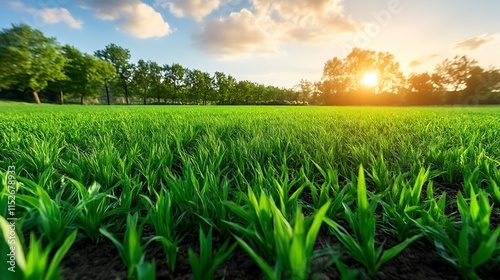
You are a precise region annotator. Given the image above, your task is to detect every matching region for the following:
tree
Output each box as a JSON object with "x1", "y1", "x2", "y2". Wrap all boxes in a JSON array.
[
  {"x1": 254, "y1": 83, "x2": 267, "y2": 104},
  {"x1": 408, "y1": 73, "x2": 434, "y2": 93},
  {"x1": 214, "y1": 72, "x2": 236, "y2": 104},
  {"x1": 322, "y1": 49, "x2": 400, "y2": 100},
  {"x1": 184, "y1": 68, "x2": 201, "y2": 104},
  {"x1": 47, "y1": 69, "x2": 70, "y2": 105},
  {"x1": 202, "y1": 71, "x2": 214, "y2": 105},
  {"x1": 407, "y1": 72, "x2": 437, "y2": 105},
  {"x1": 297, "y1": 79, "x2": 313, "y2": 104},
  {"x1": 95, "y1": 44, "x2": 133, "y2": 104},
  {"x1": 434, "y1": 55, "x2": 478, "y2": 92},
  {"x1": 61, "y1": 45, "x2": 83, "y2": 103},
  {"x1": 374, "y1": 51, "x2": 405, "y2": 95},
  {"x1": 132, "y1": 59, "x2": 161, "y2": 105},
  {"x1": 311, "y1": 81, "x2": 323, "y2": 105},
  {"x1": 62, "y1": 45, "x2": 116, "y2": 105},
  {"x1": 464, "y1": 66, "x2": 500, "y2": 104},
  {"x1": 162, "y1": 63, "x2": 186, "y2": 104},
  {"x1": 93, "y1": 51, "x2": 117, "y2": 105},
  {"x1": 344, "y1": 48, "x2": 403, "y2": 94},
  {"x1": 235, "y1": 80, "x2": 253, "y2": 104},
  {"x1": 321, "y1": 57, "x2": 348, "y2": 104},
  {"x1": 320, "y1": 48, "x2": 404, "y2": 105},
  {"x1": 214, "y1": 71, "x2": 227, "y2": 104},
  {"x1": 150, "y1": 81, "x2": 168, "y2": 104},
  {"x1": 184, "y1": 69, "x2": 214, "y2": 105},
  {"x1": 93, "y1": 57, "x2": 117, "y2": 104},
  {"x1": 265, "y1": 85, "x2": 284, "y2": 103},
  {"x1": 0, "y1": 24, "x2": 67, "y2": 104},
  {"x1": 432, "y1": 55, "x2": 478, "y2": 104}
]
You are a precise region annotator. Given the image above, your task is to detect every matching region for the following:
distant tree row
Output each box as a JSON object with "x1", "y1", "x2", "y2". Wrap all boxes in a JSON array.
[
  {"x1": 317, "y1": 48, "x2": 500, "y2": 105},
  {"x1": 0, "y1": 24, "x2": 300, "y2": 105},
  {"x1": 1, "y1": 23, "x2": 499, "y2": 105}
]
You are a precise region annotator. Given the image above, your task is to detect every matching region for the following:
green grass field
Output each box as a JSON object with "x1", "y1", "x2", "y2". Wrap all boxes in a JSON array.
[{"x1": 1, "y1": 105, "x2": 499, "y2": 279}]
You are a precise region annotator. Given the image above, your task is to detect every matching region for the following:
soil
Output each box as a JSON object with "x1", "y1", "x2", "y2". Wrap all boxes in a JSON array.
[
  {"x1": 60, "y1": 229, "x2": 500, "y2": 280},
  {"x1": 59, "y1": 184, "x2": 500, "y2": 280}
]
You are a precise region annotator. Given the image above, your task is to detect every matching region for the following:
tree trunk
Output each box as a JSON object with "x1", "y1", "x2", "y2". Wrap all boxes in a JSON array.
[
  {"x1": 172, "y1": 86, "x2": 176, "y2": 104},
  {"x1": 124, "y1": 82, "x2": 130, "y2": 105},
  {"x1": 81, "y1": 95, "x2": 85, "y2": 105},
  {"x1": 60, "y1": 89, "x2": 64, "y2": 105},
  {"x1": 33, "y1": 91, "x2": 41, "y2": 104},
  {"x1": 105, "y1": 84, "x2": 110, "y2": 105}
]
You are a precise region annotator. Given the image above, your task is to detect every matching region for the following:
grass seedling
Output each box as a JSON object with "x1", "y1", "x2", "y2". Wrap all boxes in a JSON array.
[
  {"x1": 16, "y1": 177, "x2": 81, "y2": 247},
  {"x1": 224, "y1": 187, "x2": 277, "y2": 263},
  {"x1": 268, "y1": 155, "x2": 308, "y2": 219},
  {"x1": 305, "y1": 162, "x2": 348, "y2": 219},
  {"x1": 488, "y1": 179, "x2": 500, "y2": 204},
  {"x1": 100, "y1": 213, "x2": 163, "y2": 278},
  {"x1": 380, "y1": 168, "x2": 430, "y2": 240},
  {"x1": 188, "y1": 227, "x2": 236, "y2": 280},
  {"x1": 421, "y1": 182, "x2": 449, "y2": 226},
  {"x1": 163, "y1": 163, "x2": 233, "y2": 234},
  {"x1": 69, "y1": 179, "x2": 121, "y2": 243},
  {"x1": 23, "y1": 231, "x2": 77, "y2": 280},
  {"x1": 369, "y1": 154, "x2": 392, "y2": 193},
  {"x1": 141, "y1": 189, "x2": 184, "y2": 272},
  {"x1": 1, "y1": 215, "x2": 77, "y2": 280},
  {"x1": 415, "y1": 186, "x2": 500, "y2": 280},
  {"x1": 229, "y1": 189, "x2": 331, "y2": 279},
  {"x1": 135, "y1": 261, "x2": 156, "y2": 280},
  {"x1": 324, "y1": 166, "x2": 421, "y2": 277}
]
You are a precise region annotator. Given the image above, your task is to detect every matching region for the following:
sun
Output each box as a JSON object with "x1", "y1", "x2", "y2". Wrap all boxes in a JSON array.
[{"x1": 362, "y1": 73, "x2": 378, "y2": 87}]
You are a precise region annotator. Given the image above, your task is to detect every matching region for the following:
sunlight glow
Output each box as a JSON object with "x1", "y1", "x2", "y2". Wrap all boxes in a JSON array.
[{"x1": 362, "y1": 73, "x2": 378, "y2": 87}]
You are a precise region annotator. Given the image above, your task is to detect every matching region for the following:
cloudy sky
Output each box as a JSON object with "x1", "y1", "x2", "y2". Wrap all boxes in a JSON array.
[{"x1": 1, "y1": 0, "x2": 499, "y2": 87}]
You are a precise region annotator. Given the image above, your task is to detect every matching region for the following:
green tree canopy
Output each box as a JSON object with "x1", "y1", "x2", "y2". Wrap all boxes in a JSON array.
[
  {"x1": 0, "y1": 23, "x2": 67, "y2": 104},
  {"x1": 63, "y1": 45, "x2": 116, "y2": 105},
  {"x1": 132, "y1": 59, "x2": 162, "y2": 105},
  {"x1": 95, "y1": 43, "x2": 133, "y2": 104},
  {"x1": 162, "y1": 63, "x2": 186, "y2": 104},
  {"x1": 214, "y1": 71, "x2": 236, "y2": 104}
]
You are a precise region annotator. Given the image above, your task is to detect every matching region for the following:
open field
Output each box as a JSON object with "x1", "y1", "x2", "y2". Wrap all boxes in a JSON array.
[{"x1": 1, "y1": 105, "x2": 499, "y2": 279}]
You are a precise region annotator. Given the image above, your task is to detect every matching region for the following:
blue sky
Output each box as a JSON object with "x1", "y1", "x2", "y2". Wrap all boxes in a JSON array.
[{"x1": 1, "y1": 0, "x2": 499, "y2": 88}]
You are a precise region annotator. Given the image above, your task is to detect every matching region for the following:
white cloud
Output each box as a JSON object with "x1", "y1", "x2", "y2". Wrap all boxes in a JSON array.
[
  {"x1": 195, "y1": 9, "x2": 275, "y2": 57},
  {"x1": 254, "y1": 0, "x2": 359, "y2": 41},
  {"x1": 82, "y1": 0, "x2": 172, "y2": 39},
  {"x1": 9, "y1": 1, "x2": 83, "y2": 29},
  {"x1": 157, "y1": 0, "x2": 228, "y2": 22},
  {"x1": 453, "y1": 34, "x2": 497, "y2": 51},
  {"x1": 195, "y1": 0, "x2": 361, "y2": 56}
]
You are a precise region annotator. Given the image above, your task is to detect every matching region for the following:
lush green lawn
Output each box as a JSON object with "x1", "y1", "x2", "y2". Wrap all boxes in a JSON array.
[{"x1": 1, "y1": 105, "x2": 499, "y2": 279}]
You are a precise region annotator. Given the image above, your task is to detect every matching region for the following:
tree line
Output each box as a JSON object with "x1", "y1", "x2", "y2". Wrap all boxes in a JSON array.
[
  {"x1": 1, "y1": 23, "x2": 499, "y2": 105},
  {"x1": 318, "y1": 48, "x2": 500, "y2": 105},
  {"x1": 0, "y1": 24, "x2": 300, "y2": 105}
]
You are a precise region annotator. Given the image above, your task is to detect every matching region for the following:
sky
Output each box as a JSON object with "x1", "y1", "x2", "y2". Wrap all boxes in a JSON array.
[{"x1": 0, "y1": 0, "x2": 499, "y2": 88}]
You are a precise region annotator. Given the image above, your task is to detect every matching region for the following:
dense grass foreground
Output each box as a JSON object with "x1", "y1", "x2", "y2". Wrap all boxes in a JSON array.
[{"x1": 0, "y1": 105, "x2": 499, "y2": 279}]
